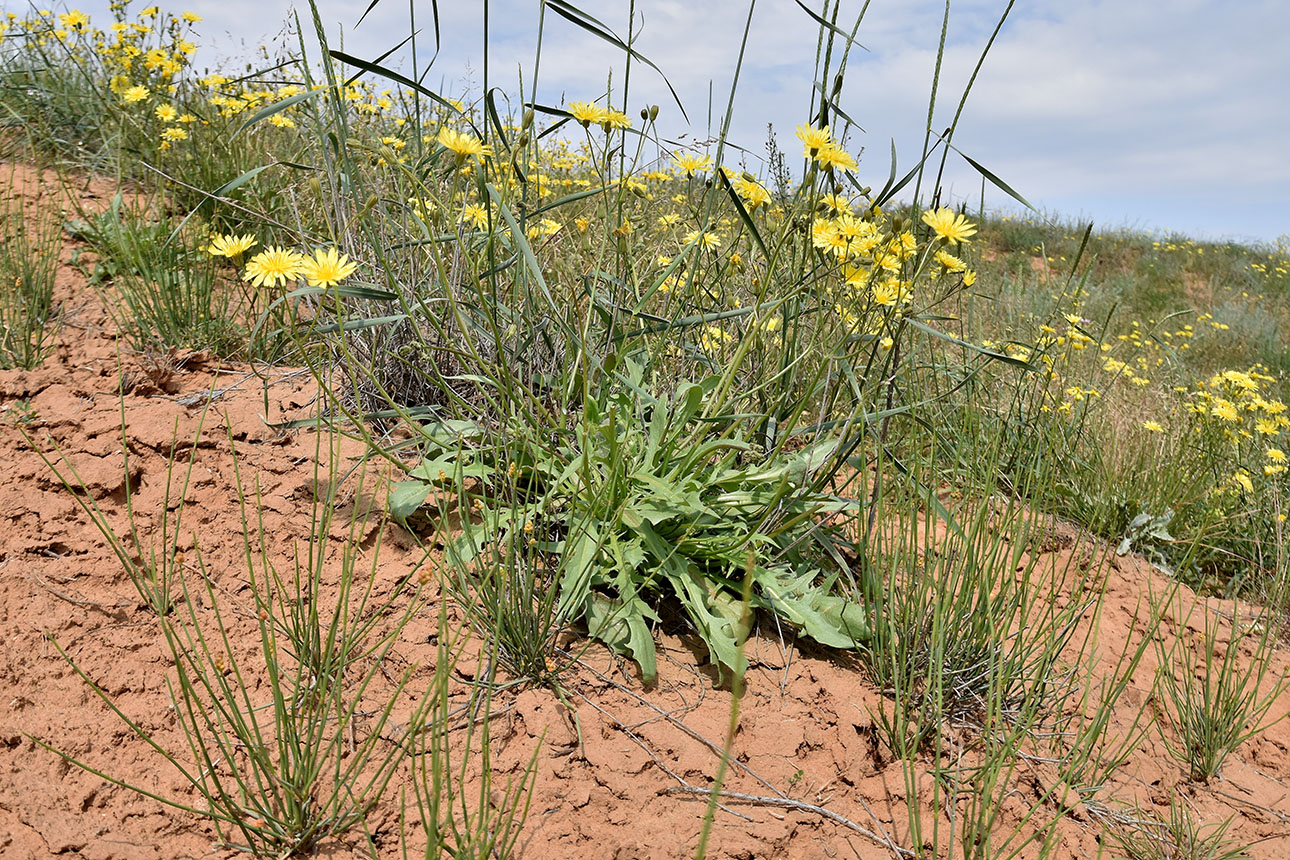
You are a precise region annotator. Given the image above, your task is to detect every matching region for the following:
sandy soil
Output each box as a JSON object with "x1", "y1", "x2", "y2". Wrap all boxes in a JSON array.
[{"x1": 2, "y1": 163, "x2": 1289, "y2": 860}]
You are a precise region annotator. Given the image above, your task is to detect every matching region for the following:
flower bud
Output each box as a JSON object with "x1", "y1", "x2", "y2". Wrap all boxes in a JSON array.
[
  {"x1": 521, "y1": 108, "x2": 534, "y2": 130},
  {"x1": 649, "y1": 104, "x2": 659, "y2": 121}
]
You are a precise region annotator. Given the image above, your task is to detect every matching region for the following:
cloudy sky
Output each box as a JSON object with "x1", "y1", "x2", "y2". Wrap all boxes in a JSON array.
[{"x1": 41, "y1": 0, "x2": 1290, "y2": 244}]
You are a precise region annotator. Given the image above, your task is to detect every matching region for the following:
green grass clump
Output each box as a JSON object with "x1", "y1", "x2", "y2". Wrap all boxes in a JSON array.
[{"x1": 0, "y1": 161, "x2": 61, "y2": 369}]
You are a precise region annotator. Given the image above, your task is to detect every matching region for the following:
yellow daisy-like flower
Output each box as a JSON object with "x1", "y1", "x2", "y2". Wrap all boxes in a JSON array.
[
  {"x1": 567, "y1": 100, "x2": 610, "y2": 127},
  {"x1": 814, "y1": 144, "x2": 857, "y2": 173},
  {"x1": 673, "y1": 151, "x2": 713, "y2": 177},
  {"x1": 460, "y1": 203, "x2": 489, "y2": 230},
  {"x1": 122, "y1": 85, "x2": 149, "y2": 104},
  {"x1": 934, "y1": 250, "x2": 966, "y2": 273},
  {"x1": 58, "y1": 9, "x2": 90, "y2": 30},
  {"x1": 181, "y1": 11, "x2": 203, "y2": 23},
  {"x1": 795, "y1": 124, "x2": 833, "y2": 156},
  {"x1": 243, "y1": 246, "x2": 305, "y2": 289},
  {"x1": 299, "y1": 247, "x2": 359, "y2": 288},
  {"x1": 603, "y1": 109, "x2": 633, "y2": 130},
  {"x1": 1211, "y1": 400, "x2": 1241, "y2": 422},
  {"x1": 208, "y1": 233, "x2": 257, "y2": 261},
  {"x1": 1142, "y1": 421, "x2": 1165, "y2": 433},
  {"x1": 683, "y1": 230, "x2": 721, "y2": 250},
  {"x1": 437, "y1": 127, "x2": 491, "y2": 161},
  {"x1": 155, "y1": 103, "x2": 178, "y2": 122},
  {"x1": 820, "y1": 193, "x2": 853, "y2": 216},
  {"x1": 1266, "y1": 447, "x2": 1286, "y2": 462},
  {"x1": 921, "y1": 207, "x2": 978, "y2": 245},
  {"x1": 1232, "y1": 471, "x2": 1254, "y2": 493},
  {"x1": 732, "y1": 176, "x2": 771, "y2": 209}
]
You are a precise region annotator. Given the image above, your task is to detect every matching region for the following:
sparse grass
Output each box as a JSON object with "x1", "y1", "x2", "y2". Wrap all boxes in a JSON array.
[
  {"x1": 1108, "y1": 798, "x2": 1251, "y2": 860},
  {"x1": 0, "y1": 159, "x2": 60, "y2": 369},
  {"x1": 1153, "y1": 592, "x2": 1289, "y2": 784}
]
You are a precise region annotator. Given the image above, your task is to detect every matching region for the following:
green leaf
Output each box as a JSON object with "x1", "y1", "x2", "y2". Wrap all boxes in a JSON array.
[
  {"x1": 234, "y1": 88, "x2": 325, "y2": 138},
  {"x1": 662, "y1": 562, "x2": 747, "y2": 682},
  {"x1": 544, "y1": 0, "x2": 688, "y2": 122},
  {"x1": 951, "y1": 145, "x2": 1036, "y2": 212},
  {"x1": 905, "y1": 316, "x2": 1042, "y2": 371},
  {"x1": 585, "y1": 592, "x2": 658, "y2": 684},
  {"x1": 388, "y1": 480, "x2": 433, "y2": 523},
  {"x1": 330, "y1": 49, "x2": 466, "y2": 117},
  {"x1": 751, "y1": 566, "x2": 868, "y2": 648}
]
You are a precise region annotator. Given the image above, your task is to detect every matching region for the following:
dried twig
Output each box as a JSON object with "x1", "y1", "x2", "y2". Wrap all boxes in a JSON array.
[{"x1": 662, "y1": 786, "x2": 916, "y2": 858}]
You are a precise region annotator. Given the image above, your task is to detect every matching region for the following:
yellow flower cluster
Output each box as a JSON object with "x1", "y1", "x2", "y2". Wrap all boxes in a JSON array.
[
  {"x1": 794, "y1": 125, "x2": 857, "y2": 173},
  {"x1": 221, "y1": 241, "x2": 360, "y2": 290}
]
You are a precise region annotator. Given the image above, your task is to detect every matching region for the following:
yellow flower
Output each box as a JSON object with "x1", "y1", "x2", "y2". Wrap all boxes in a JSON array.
[
  {"x1": 603, "y1": 109, "x2": 632, "y2": 130},
  {"x1": 58, "y1": 10, "x2": 89, "y2": 30},
  {"x1": 242, "y1": 246, "x2": 305, "y2": 288},
  {"x1": 795, "y1": 124, "x2": 833, "y2": 156},
  {"x1": 683, "y1": 230, "x2": 721, "y2": 249},
  {"x1": 934, "y1": 250, "x2": 966, "y2": 273},
  {"x1": 208, "y1": 233, "x2": 257, "y2": 261},
  {"x1": 122, "y1": 85, "x2": 149, "y2": 104},
  {"x1": 1267, "y1": 448, "x2": 1286, "y2": 462},
  {"x1": 1142, "y1": 421, "x2": 1165, "y2": 433},
  {"x1": 820, "y1": 193, "x2": 852, "y2": 216},
  {"x1": 460, "y1": 203, "x2": 489, "y2": 229},
  {"x1": 155, "y1": 103, "x2": 177, "y2": 122},
  {"x1": 437, "y1": 127, "x2": 491, "y2": 161},
  {"x1": 673, "y1": 151, "x2": 712, "y2": 177},
  {"x1": 567, "y1": 100, "x2": 609, "y2": 127},
  {"x1": 700, "y1": 325, "x2": 734, "y2": 351},
  {"x1": 1211, "y1": 400, "x2": 1240, "y2": 422},
  {"x1": 921, "y1": 207, "x2": 978, "y2": 245},
  {"x1": 299, "y1": 247, "x2": 359, "y2": 287},
  {"x1": 814, "y1": 144, "x2": 857, "y2": 172},
  {"x1": 1231, "y1": 471, "x2": 1254, "y2": 493},
  {"x1": 181, "y1": 11, "x2": 203, "y2": 23},
  {"x1": 732, "y1": 176, "x2": 771, "y2": 208}
]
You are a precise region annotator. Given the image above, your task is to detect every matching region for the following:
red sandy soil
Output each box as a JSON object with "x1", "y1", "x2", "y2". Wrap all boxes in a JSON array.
[{"x1": 2, "y1": 162, "x2": 1289, "y2": 860}]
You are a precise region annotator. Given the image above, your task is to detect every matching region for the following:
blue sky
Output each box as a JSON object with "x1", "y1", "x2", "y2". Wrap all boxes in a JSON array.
[{"x1": 32, "y1": 0, "x2": 1290, "y2": 245}]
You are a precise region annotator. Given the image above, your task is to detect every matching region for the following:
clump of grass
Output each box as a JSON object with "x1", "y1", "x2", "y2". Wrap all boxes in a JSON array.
[
  {"x1": 1152, "y1": 593, "x2": 1289, "y2": 784},
  {"x1": 1108, "y1": 798, "x2": 1251, "y2": 860},
  {"x1": 26, "y1": 416, "x2": 460, "y2": 855},
  {"x1": 67, "y1": 192, "x2": 245, "y2": 355},
  {"x1": 0, "y1": 161, "x2": 61, "y2": 369}
]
